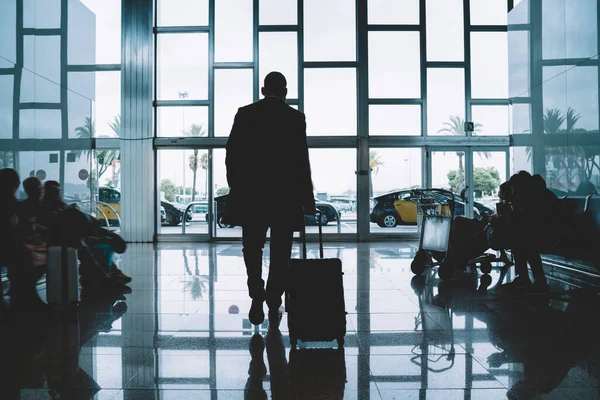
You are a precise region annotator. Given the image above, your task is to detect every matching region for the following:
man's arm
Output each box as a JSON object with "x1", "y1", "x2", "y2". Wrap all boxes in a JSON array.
[
  {"x1": 225, "y1": 108, "x2": 244, "y2": 191},
  {"x1": 298, "y1": 114, "x2": 316, "y2": 213}
]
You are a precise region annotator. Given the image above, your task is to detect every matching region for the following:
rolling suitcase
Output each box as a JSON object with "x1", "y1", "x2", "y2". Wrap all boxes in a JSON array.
[
  {"x1": 47, "y1": 247, "x2": 80, "y2": 305},
  {"x1": 287, "y1": 211, "x2": 347, "y2": 350}
]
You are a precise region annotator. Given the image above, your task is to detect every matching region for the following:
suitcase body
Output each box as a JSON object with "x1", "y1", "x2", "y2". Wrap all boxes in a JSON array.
[
  {"x1": 47, "y1": 247, "x2": 80, "y2": 305},
  {"x1": 286, "y1": 211, "x2": 347, "y2": 349}
]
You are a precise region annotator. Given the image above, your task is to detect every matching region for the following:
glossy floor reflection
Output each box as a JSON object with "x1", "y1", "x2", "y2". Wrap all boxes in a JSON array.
[{"x1": 2, "y1": 242, "x2": 600, "y2": 399}]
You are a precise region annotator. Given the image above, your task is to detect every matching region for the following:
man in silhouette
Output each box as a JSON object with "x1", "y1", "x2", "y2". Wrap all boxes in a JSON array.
[{"x1": 226, "y1": 71, "x2": 315, "y2": 327}]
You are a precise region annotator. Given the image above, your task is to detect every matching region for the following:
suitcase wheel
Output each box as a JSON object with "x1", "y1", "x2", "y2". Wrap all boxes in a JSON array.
[{"x1": 337, "y1": 337, "x2": 345, "y2": 348}]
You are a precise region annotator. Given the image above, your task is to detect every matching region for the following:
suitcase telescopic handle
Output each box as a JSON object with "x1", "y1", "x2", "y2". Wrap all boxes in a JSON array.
[{"x1": 301, "y1": 208, "x2": 324, "y2": 259}]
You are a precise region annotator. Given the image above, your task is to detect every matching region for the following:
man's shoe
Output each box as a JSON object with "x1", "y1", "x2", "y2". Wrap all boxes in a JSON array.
[
  {"x1": 501, "y1": 275, "x2": 532, "y2": 293},
  {"x1": 249, "y1": 298, "x2": 265, "y2": 326},
  {"x1": 268, "y1": 308, "x2": 282, "y2": 330},
  {"x1": 110, "y1": 265, "x2": 132, "y2": 284}
]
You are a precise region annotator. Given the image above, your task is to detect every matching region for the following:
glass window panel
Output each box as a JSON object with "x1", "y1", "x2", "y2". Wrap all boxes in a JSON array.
[
  {"x1": 307, "y1": 149, "x2": 357, "y2": 234},
  {"x1": 17, "y1": 151, "x2": 61, "y2": 187},
  {"x1": 259, "y1": 32, "x2": 298, "y2": 99},
  {"x1": 158, "y1": 106, "x2": 209, "y2": 137},
  {"x1": 260, "y1": 0, "x2": 297, "y2": 25},
  {"x1": 304, "y1": 68, "x2": 356, "y2": 136},
  {"x1": 567, "y1": 65, "x2": 599, "y2": 133},
  {"x1": 19, "y1": 110, "x2": 62, "y2": 139},
  {"x1": 304, "y1": 0, "x2": 356, "y2": 61},
  {"x1": 472, "y1": 106, "x2": 509, "y2": 136},
  {"x1": 368, "y1": 32, "x2": 420, "y2": 98},
  {"x1": 431, "y1": 151, "x2": 466, "y2": 216},
  {"x1": 368, "y1": 0, "x2": 420, "y2": 25},
  {"x1": 0, "y1": 0, "x2": 16, "y2": 64},
  {"x1": 510, "y1": 0, "x2": 529, "y2": 24},
  {"x1": 212, "y1": 149, "x2": 240, "y2": 238},
  {"x1": 542, "y1": 65, "x2": 567, "y2": 133},
  {"x1": 426, "y1": 0, "x2": 464, "y2": 61},
  {"x1": 67, "y1": 87, "x2": 93, "y2": 141},
  {"x1": 471, "y1": 32, "x2": 509, "y2": 99},
  {"x1": 157, "y1": 0, "x2": 209, "y2": 26},
  {"x1": 215, "y1": 69, "x2": 253, "y2": 137},
  {"x1": 512, "y1": 103, "x2": 531, "y2": 134},
  {"x1": 369, "y1": 105, "x2": 421, "y2": 136},
  {"x1": 508, "y1": 30, "x2": 530, "y2": 99},
  {"x1": 22, "y1": 36, "x2": 61, "y2": 103},
  {"x1": 566, "y1": 0, "x2": 597, "y2": 59},
  {"x1": 158, "y1": 149, "x2": 210, "y2": 234},
  {"x1": 427, "y1": 69, "x2": 465, "y2": 135},
  {"x1": 64, "y1": 151, "x2": 92, "y2": 209},
  {"x1": 369, "y1": 148, "x2": 422, "y2": 233},
  {"x1": 470, "y1": 0, "x2": 507, "y2": 25},
  {"x1": 24, "y1": 0, "x2": 61, "y2": 29},
  {"x1": 473, "y1": 152, "x2": 508, "y2": 206},
  {"x1": 157, "y1": 34, "x2": 209, "y2": 100},
  {"x1": 68, "y1": 71, "x2": 120, "y2": 138},
  {"x1": 215, "y1": 0, "x2": 253, "y2": 62},
  {"x1": 543, "y1": 147, "x2": 598, "y2": 194},
  {"x1": 0, "y1": 76, "x2": 13, "y2": 139},
  {"x1": 76, "y1": 0, "x2": 121, "y2": 64},
  {"x1": 542, "y1": 0, "x2": 566, "y2": 61},
  {"x1": 511, "y1": 146, "x2": 532, "y2": 175}
]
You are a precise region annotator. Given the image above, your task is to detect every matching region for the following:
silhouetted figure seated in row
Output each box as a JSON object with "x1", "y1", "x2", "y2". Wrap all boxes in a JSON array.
[
  {"x1": 448, "y1": 172, "x2": 564, "y2": 292},
  {"x1": 1, "y1": 169, "x2": 132, "y2": 310}
]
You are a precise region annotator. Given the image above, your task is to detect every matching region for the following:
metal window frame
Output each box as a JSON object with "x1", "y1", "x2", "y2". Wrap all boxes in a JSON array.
[{"x1": 151, "y1": 0, "x2": 517, "y2": 242}]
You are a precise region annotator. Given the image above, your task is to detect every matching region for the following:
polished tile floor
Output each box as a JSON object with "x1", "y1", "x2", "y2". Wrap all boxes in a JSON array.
[{"x1": 2, "y1": 242, "x2": 600, "y2": 399}]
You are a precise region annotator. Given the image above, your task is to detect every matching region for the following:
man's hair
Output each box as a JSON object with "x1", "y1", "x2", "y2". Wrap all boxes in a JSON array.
[
  {"x1": 263, "y1": 72, "x2": 287, "y2": 95},
  {"x1": 0, "y1": 168, "x2": 20, "y2": 195},
  {"x1": 23, "y1": 177, "x2": 42, "y2": 198}
]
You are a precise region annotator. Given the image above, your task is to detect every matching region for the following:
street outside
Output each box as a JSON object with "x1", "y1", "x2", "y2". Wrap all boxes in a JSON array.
[{"x1": 160, "y1": 212, "x2": 419, "y2": 236}]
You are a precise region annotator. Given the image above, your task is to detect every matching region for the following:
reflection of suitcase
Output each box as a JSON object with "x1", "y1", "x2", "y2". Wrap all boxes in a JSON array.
[
  {"x1": 286, "y1": 211, "x2": 347, "y2": 349},
  {"x1": 289, "y1": 347, "x2": 346, "y2": 399},
  {"x1": 47, "y1": 247, "x2": 79, "y2": 305}
]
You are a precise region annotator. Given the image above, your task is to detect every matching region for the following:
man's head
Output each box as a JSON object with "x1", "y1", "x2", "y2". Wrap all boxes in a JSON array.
[
  {"x1": 23, "y1": 177, "x2": 42, "y2": 201},
  {"x1": 261, "y1": 71, "x2": 287, "y2": 100},
  {"x1": 43, "y1": 180, "x2": 62, "y2": 203},
  {"x1": 0, "y1": 168, "x2": 20, "y2": 196}
]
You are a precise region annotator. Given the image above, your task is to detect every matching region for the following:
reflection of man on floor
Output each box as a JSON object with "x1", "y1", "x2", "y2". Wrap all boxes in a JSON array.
[{"x1": 226, "y1": 72, "x2": 316, "y2": 326}]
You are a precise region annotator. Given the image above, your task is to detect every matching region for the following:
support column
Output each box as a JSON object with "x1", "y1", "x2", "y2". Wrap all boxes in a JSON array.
[{"x1": 121, "y1": 0, "x2": 154, "y2": 242}]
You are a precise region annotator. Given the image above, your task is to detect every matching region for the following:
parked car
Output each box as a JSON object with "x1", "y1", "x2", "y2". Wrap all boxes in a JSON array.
[
  {"x1": 162, "y1": 200, "x2": 192, "y2": 226},
  {"x1": 97, "y1": 187, "x2": 121, "y2": 226},
  {"x1": 370, "y1": 190, "x2": 481, "y2": 228},
  {"x1": 210, "y1": 195, "x2": 342, "y2": 228},
  {"x1": 160, "y1": 206, "x2": 166, "y2": 224},
  {"x1": 306, "y1": 199, "x2": 342, "y2": 226}
]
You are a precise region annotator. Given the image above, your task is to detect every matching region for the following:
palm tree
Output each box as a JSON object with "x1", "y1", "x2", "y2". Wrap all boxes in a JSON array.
[
  {"x1": 75, "y1": 117, "x2": 121, "y2": 186},
  {"x1": 182, "y1": 124, "x2": 207, "y2": 202},
  {"x1": 0, "y1": 151, "x2": 13, "y2": 168},
  {"x1": 74, "y1": 117, "x2": 95, "y2": 161},
  {"x1": 543, "y1": 108, "x2": 566, "y2": 134},
  {"x1": 438, "y1": 116, "x2": 487, "y2": 193},
  {"x1": 369, "y1": 150, "x2": 385, "y2": 197}
]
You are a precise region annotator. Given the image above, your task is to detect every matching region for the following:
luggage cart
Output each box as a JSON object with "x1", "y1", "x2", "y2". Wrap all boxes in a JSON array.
[{"x1": 410, "y1": 189, "x2": 456, "y2": 281}]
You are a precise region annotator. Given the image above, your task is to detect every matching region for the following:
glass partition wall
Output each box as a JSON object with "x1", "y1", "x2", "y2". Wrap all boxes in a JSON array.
[
  {"x1": 154, "y1": 0, "x2": 512, "y2": 241},
  {"x1": 0, "y1": 0, "x2": 103, "y2": 218}
]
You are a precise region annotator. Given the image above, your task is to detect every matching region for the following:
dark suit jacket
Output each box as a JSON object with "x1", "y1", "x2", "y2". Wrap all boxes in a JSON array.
[{"x1": 225, "y1": 97, "x2": 315, "y2": 227}]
